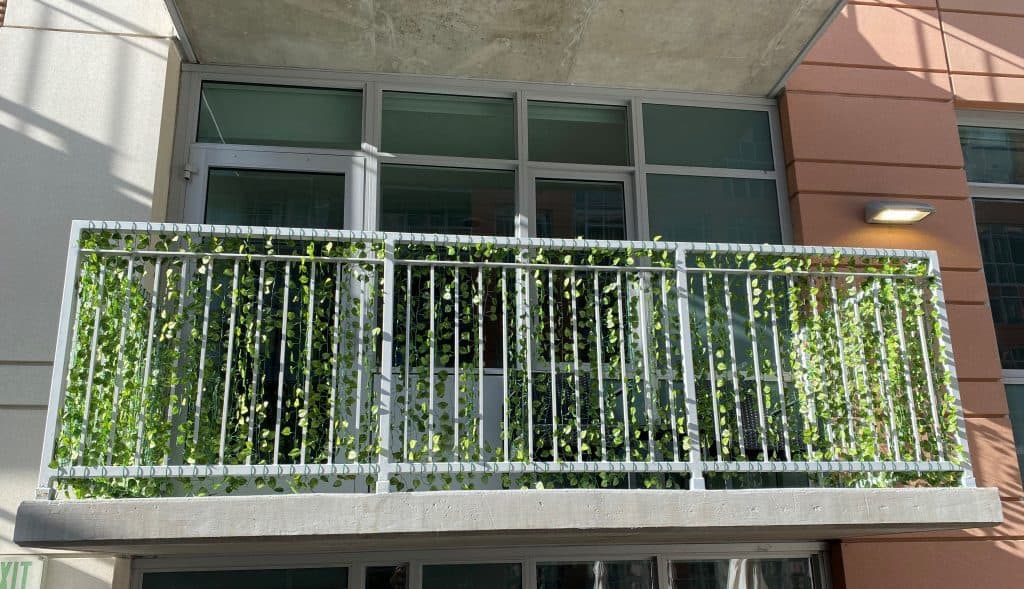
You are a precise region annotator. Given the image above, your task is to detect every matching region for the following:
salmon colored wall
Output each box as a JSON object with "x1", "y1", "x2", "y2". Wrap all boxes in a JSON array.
[{"x1": 783, "y1": 1, "x2": 1024, "y2": 586}]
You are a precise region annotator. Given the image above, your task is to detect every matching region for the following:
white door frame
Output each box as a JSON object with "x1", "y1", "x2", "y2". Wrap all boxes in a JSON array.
[{"x1": 185, "y1": 144, "x2": 369, "y2": 229}]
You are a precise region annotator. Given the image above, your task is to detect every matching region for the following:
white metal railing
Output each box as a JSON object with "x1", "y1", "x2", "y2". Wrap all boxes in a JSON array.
[{"x1": 36, "y1": 221, "x2": 973, "y2": 498}]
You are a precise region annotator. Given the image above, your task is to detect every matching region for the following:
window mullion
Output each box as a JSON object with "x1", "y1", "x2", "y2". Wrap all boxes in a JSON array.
[{"x1": 516, "y1": 90, "x2": 532, "y2": 238}]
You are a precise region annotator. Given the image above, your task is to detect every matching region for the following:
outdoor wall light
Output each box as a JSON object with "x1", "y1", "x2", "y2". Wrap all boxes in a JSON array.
[{"x1": 864, "y1": 201, "x2": 935, "y2": 224}]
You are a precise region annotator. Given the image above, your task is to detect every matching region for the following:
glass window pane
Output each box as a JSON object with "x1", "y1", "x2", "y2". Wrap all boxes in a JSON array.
[
  {"x1": 528, "y1": 101, "x2": 630, "y2": 165},
  {"x1": 205, "y1": 167, "x2": 346, "y2": 230},
  {"x1": 423, "y1": 563, "x2": 521, "y2": 589},
  {"x1": 204, "y1": 168, "x2": 346, "y2": 229},
  {"x1": 1006, "y1": 384, "x2": 1024, "y2": 486},
  {"x1": 535, "y1": 179, "x2": 626, "y2": 239},
  {"x1": 670, "y1": 558, "x2": 820, "y2": 589},
  {"x1": 537, "y1": 560, "x2": 653, "y2": 589},
  {"x1": 975, "y1": 199, "x2": 1024, "y2": 369},
  {"x1": 960, "y1": 126, "x2": 1024, "y2": 184},
  {"x1": 198, "y1": 82, "x2": 362, "y2": 149},
  {"x1": 646, "y1": 174, "x2": 781, "y2": 244},
  {"x1": 143, "y1": 568, "x2": 348, "y2": 589},
  {"x1": 380, "y1": 165, "x2": 515, "y2": 235},
  {"x1": 382, "y1": 92, "x2": 515, "y2": 159},
  {"x1": 643, "y1": 104, "x2": 774, "y2": 170},
  {"x1": 365, "y1": 565, "x2": 407, "y2": 589}
]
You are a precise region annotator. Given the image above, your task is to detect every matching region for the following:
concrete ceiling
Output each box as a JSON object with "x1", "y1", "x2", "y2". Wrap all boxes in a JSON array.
[{"x1": 173, "y1": 0, "x2": 843, "y2": 97}]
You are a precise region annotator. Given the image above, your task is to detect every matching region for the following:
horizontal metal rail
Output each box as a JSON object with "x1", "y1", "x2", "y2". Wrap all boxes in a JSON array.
[{"x1": 35, "y1": 220, "x2": 973, "y2": 499}]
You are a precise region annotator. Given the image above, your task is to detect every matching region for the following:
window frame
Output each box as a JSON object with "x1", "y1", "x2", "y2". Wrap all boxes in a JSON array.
[
  {"x1": 169, "y1": 65, "x2": 791, "y2": 243},
  {"x1": 130, "y1": 542, "x2": 831, "y2": 589}
]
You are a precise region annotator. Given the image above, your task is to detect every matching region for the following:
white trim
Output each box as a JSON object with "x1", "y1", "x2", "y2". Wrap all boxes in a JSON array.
[
  {"x1": 184, "y1": 147, "x2": 368, "y2": 229},
  {"x1": 958, "y1": 109, "x2": 1024, "y2": 131},
  {"x1": 970, "y1": 183, "x2": 1024, "y2": 200},
  {"x1": 130, "y1": 542, "x2": 829, "y2": 589}
]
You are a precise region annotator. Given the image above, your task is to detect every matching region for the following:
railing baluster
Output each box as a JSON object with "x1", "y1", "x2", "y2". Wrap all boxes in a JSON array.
[
  {"x1": 615, "y1": 272, "x2": 631, "y2": 462},
  {"x1": 701, "y1": 272, "x2": 722, "y2": 462},
  {"x1": 850, "y1": 287, "x2": 881, "y2": 461},
  {"x1": 829, "y1": 276, "x2": 856, "y2": 455},
  {"x1": 79, "y1": 262, "x2": 106, "y2": 465},
  {"x1": 218, "y1": 259, "x2": 240, "y2": 465},
  {"x1": 273, "y1": 262, "x2": 291, "y2": 465},
  {"x1": 593, "y1": 271, "x2": 608, "y2": 463},
  {"x1": 570, "y1": 270, "x2": 583, "y2": 461},
  {"x1": 892, "y1": 279, "x2": 923, "y2": 462},
  {"x1": 916, "y1": 286, "x2": 945, "y2": 461},
  {"x1": 766, "y1": 277, "x2": 792, "y2": 462},
  {"x1": 501, "y1": 268, "x2": 510, "y2": 462},
  {"x1": 328, "y1": 262, "x2": 343, "y2": 463},
  {"x1": 745, "y1": 273, "x2": 769, "y2": 461},
  {"x1": 477, "y1": 266, "x2": 485, "y2": 458},
  {"x1": 299, "y1": 261, "x2": 317, "y2": 464},
  {"x1": 428, "y1": 265, "x2": 436, "y2": 462},
  {"x1": 246, "y1": 260, "x2": 265, "y2": 466},
  {"x1": 108, "y1": 256, "x2": 135, "y2": 464},
  {"x1": 547, "y1": 269, "x2": 559, "y2": 462},
  {"x1": 354, "y1": 266, "x2": 368, "y2": 460},
  {"x1": 192, "y1": 258, "x2": 213, "y2": 448},
  {"x1": 872, "y1": 279, "x2": 900, "y2": 461},
  {"x1": 675, "y1": 247, "x2": 704, "y2": 489},
  {"x1": 659, "y1": 273, "x2": 680, "y2": 464},
  {"x1": 135, "y1": 258, "x2": 162, "y2": 466},
  {"x1": 636, "y1": 273, "x2": 657, "y2": 461},
  {"x1": 377, "y1": 240, "x2": 396, "y2": 493},
  {"x1": 789, "y1": 275, "x2": 816, "y2": 459},
  {"x1": 402, "y1": 264, "x2": 412, "y2": 463},
  {"x1": 723, "y1": 274, "x2": 746, "y2": 456},
  {"x1": 454, "y1": 266, "x2": 461, "y2": 458}
]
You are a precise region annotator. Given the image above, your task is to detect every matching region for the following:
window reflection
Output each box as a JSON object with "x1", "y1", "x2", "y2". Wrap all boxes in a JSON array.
[
  {"x1": 670, "y1": 558, "x2": 820, "y2": 589},
  {"x1": 535, "y1": 179, "x2": 627, "y2": 240},
  {"x1": 365, "y1": 565, "x2": 408, "y2": 589}
]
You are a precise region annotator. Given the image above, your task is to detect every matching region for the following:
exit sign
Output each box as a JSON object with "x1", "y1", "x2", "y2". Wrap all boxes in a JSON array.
[{"x1": 0, "y1": 557, "x2": 45, "y2": 589}]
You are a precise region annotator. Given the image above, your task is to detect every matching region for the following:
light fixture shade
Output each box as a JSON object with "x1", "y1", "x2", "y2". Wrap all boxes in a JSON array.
[{"x1": 864, "y1": 201, "x2": 935, "y2": 224}]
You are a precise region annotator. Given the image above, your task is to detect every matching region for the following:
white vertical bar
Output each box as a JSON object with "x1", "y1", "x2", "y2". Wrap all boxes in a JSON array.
[
  {"x1": 702, "y1": 272, "x2": 723, "y2": 461},
  {"x1": 808, "y1": 277, "x2": 835, "y2": 451},
  {"x1": 570, "y1": 269, "x2": 584, "y2": 460},
  {"x1": 107, "y1": 256, "x2": 135, "y2": 464},
  {"x1": 300, "y1": 262, "x2": 317, "y2": 464},
  {"x1": 917, "y1": 295, "x2": 945, "y2": 461},
  {"x1": 675, "y1": 248, "x2": 704, "y2": 489},
  {"x1": 164, "y1": 257, "x2": 190, "y2": 466},
  {"x1": 454, "y1": 267, "x2": 461, "y2": 458},
  {"x1": 723, "y1": 275, "x2": 747, "y2": 454},
  {"x1": 477, "y1": 266, "x2": 485, "y2": 456},
  {"x1": 872, "y1": 279, "x2": 900, "y2": 461},
  {"x1": 377, "y1": 240, "x2": 396, "y2": 493},
  {"x1": 192, "y1": 258, "x2": 213, "y2": 447},
  {"x1": 593, "y1": 271, "x2": 608, "y2": 462},
  {"x1": 790, "y1": 276, "x2": 816, "y2": 457},
  {"x1": 547, "y1": 269, "x2": 559, "y2": 462},
  {"x1": 135, "y1": 257, "x2": 162, "y2": 466},
  {"x1": 329, "y1": 261, "x2": 343, "y2": 464},
  {"x1": 428, "y1": 265, "x2": 436, "y2": 461},
  {"x1": 524, "y1": 265, "x2": 535, "y2": 461},
  {"x1": 659, "y1": 273, "x2": 680, "y2": 463},
  {"x1": 850, "y1": 287, "x2": 880, "y2": 461},
  {"x1": 273, "y1": 262, "x2": 291, "y2": 464},
  {"x1": 37, "y1": 222, "x2": 85, "y2": 496},
  {"x1": 402, "y1": 264, "x2": 413, "y2": 462},
  {"x1": 636, "y1": 273, "x2": 657, "y2": 460},
  {"x1": 767, "y1": 277, "x2": 792, "y2": 462},
  {"x1": 829, "y1": 276, "x2": 856, "y2": 453},
  {"x1": 217, "y1": 259, "x2": 240, "y2": 465},
  {"x1": 502, "y1": 268, "x2": 511, "y2": 461},
  {"x1": 615, "y1": 272, "x2": 631, "y2": 461},
  {"x1": 892, "y1": 279, "x2": 923, "y2": 462},
  {"x1": 246, "y1": 260, "x2": 266, "y2": 465},
  {"x1": 745, "y1": 273, "x2": 769, "y2": 460},
  {"x1": 354, "y1": 267, "x2": 369, "y2": 458},
  {"x1": 78, "y1": 263, "x2": 107, "y2": 465}
]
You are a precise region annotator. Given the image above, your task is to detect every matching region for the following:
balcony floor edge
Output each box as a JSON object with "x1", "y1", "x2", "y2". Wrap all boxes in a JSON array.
[{"x1": 13, "y1": 488, "x2": 1002, "y2": 556}]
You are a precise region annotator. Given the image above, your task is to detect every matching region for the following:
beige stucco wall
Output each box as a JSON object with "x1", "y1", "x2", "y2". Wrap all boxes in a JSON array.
[{"x1": 0, "y1": 1, "x2": 179, "y2": 587}]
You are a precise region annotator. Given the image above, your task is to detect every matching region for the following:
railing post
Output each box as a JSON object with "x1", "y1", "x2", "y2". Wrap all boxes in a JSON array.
[
  {"x1": 928, "y1": 251, "x2": 975, "y2": 487},
  {"x1": 36, "y1": 221, "x2": 87, "y2": 499},
  {"x1": 675, "y1": 245, "x2": 705, "y2": 490},
  {"x1": 376, "y1": 239, "x2": 397, "y2": 493}
]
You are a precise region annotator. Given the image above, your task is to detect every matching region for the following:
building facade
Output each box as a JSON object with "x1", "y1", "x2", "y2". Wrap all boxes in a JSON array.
[{"x1": 0, "y1": 1, "x2": 1021, "y2": 588}]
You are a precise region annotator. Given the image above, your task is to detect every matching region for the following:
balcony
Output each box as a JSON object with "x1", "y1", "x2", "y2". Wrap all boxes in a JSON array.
[{"x1": 15, "y1": 220, "x2": 1001, "y2": 551}]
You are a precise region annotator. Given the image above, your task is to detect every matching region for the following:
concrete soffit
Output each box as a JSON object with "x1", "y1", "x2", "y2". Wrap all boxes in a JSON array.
[{"x1": 167, "y1": 0, "x2": 845, "y2": 97}]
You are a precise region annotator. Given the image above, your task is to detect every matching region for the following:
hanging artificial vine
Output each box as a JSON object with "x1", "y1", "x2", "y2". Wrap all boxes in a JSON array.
[{"x1": 51, "y1": 229, "x2": 964, "y2": 498}]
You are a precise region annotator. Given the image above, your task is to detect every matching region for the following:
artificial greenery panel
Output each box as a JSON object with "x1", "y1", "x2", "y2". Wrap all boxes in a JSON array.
[{"x1": 51, "y1": 229, "x2": 963, "y2": 498}]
